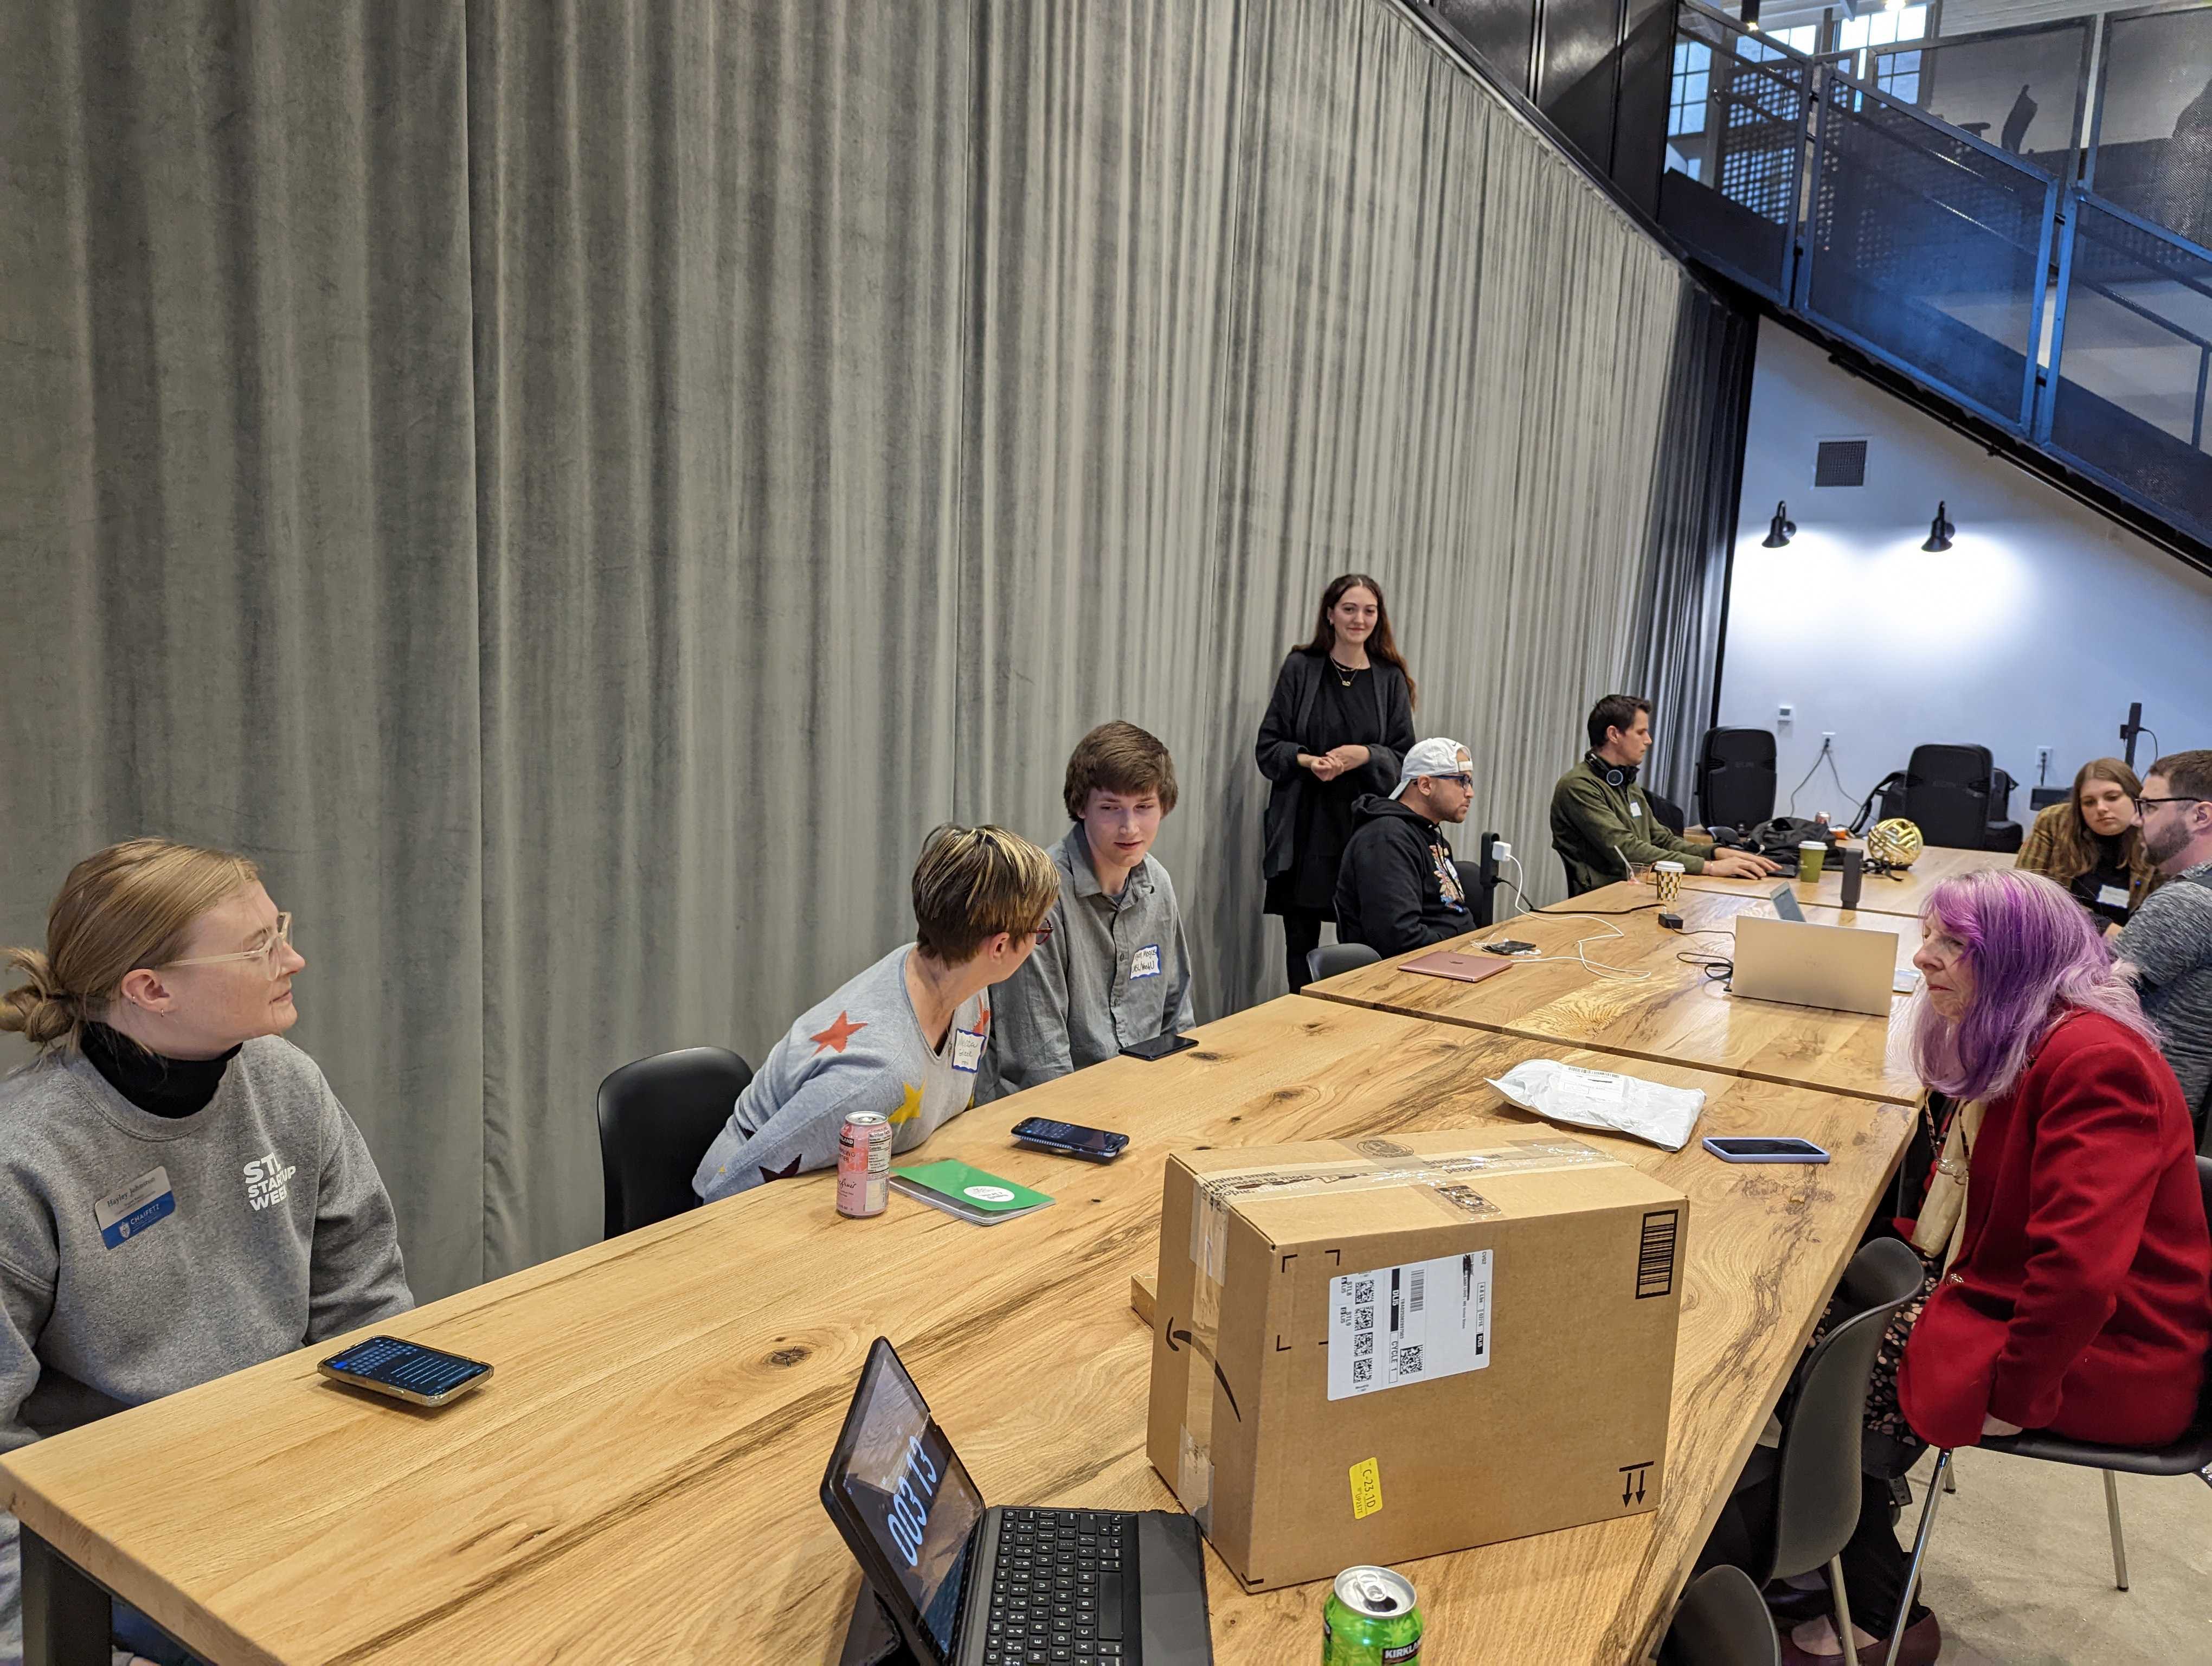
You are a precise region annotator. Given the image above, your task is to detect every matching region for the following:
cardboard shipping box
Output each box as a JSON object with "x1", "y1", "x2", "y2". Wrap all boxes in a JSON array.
[{"x1": 1145, "y1": 1131, "x2": 1687, "y2": 1591}]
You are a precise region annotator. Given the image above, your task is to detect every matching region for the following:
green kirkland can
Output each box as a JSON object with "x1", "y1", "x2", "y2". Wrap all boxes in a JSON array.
[{"x1": 1321, "y1": 1565, "x2": 1423, "y2": 1664}]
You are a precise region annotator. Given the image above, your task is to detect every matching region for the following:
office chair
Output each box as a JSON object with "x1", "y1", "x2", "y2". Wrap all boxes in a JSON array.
[
  {"x1": 596, "y1": 1045, "x2": 754, "y2": 1238},
  {"x1": 1648, "y1": 790, "x2": 1689, "y2": 837},
  {"x1": 1888, "y1": 745, "x2": 2022, "y2": 851},
  {"x1": 1699, "y1": 728, "x2": 1779, "y2": 831},
  {"x1": 1885, "y1": 1158, "x2": 2212, "y2": 1664},
  {"x1": 1660, "y1": 1565, "x2": 1780, "y2": 1666},
  {"x1": 1307, "y1": 942, "x2": 1381, "y2": 982},
  {"x1": 1710, "y1": 1238, "x2": 1927, "y2": 1662},
  {"x1": 1457, "y1": 843, "x2": 1502, "y2": 928}
]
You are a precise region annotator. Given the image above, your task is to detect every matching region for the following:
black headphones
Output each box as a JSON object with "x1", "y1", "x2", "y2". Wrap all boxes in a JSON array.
[{"x1": 1588, "y1": 752, "x2": 1637, "y2": 790}]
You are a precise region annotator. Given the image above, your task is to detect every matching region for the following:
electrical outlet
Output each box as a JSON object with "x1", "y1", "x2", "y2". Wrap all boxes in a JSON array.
[
  {"x1": 2037, "y1": 745, "x2": 2052, "y2": 775},
  {"x1": 1822, "y1": 731, "x2": 1836, "y2": 748},
  {"x1": 1778, "y1": 703, "x2": 1795, "y2": 726}
]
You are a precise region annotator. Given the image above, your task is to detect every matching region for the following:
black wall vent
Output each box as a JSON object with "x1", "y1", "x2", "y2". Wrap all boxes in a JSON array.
[{"x1": 1815, "y1": 439, "x2": 1869, "y2": 487}]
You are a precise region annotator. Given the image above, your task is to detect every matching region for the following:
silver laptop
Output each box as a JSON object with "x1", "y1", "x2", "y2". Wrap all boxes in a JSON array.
[{"x1": 1732, "y1": 913, "x2": 1902, "y2": 1017}]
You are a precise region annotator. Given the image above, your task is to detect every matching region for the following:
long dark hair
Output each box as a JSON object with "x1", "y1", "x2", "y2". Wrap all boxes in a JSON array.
[
  {"x1": 2043, "y1": 757, "x2": 2144, "y2": 885},
  {"x1": 1296, "y1": 573, "x2": 1418, "y2": 709}
]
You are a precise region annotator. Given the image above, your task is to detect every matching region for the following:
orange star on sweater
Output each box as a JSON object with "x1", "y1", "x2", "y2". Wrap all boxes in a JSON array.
[{"x1": 811, "y1": 1011, "x2": 867, "y2": 1054}]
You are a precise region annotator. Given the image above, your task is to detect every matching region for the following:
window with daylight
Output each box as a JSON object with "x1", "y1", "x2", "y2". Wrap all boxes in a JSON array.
[
  {"x1": 1841, "y1": 4, "x2": 1930, "y2": 102},
  {"x1": 1670, "y1": 39, "x2": 1712, "y2": 137},
  {"x1": 1735, "y1": 24, "x2": 1818, "y2": 64}
]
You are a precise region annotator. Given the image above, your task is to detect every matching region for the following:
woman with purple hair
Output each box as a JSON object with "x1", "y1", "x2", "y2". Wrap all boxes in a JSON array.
[{"x1": 1781, "y1": 868, "x2": 2211, "y2": 1665}]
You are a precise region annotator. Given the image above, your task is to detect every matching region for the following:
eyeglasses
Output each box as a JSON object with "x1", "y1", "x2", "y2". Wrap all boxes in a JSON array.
[
  {"x1": 2138, "y1": 796, "x2": 2206, "y2": 810},
  {"x1": 1029, "y1": 920, "x2": 1054, "y2": 943},
  {"x1": 166, "y1": 913, "x2": 293, "y2": 970}
]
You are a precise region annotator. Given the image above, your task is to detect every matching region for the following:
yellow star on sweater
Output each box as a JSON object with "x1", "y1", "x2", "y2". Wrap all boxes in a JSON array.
[{"x1": 888, "y1": 1081, "x2": 924, "y2": 1125}]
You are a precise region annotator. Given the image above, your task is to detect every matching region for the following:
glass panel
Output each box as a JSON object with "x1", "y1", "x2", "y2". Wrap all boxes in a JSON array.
[
  {"x1": 1867, "y1": 21, "x2": 2091, "y2": 181},
  {"x1": 2047, "y1": 198, "x2": 2212, "y2": 543},
  {"x1": 1657, "y1": 2, "x2": 1812, "y2": 298},
  {"x1": 1802, "y1": 73, "x2": 2052, "y2": 429},
  {"x1": 2090, "y1": 7, "x2": 2212, "y2": 248}
]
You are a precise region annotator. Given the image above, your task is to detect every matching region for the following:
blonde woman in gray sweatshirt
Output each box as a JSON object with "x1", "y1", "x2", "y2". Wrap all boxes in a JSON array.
[{"x1": 0, "y1": 840, "x2": 413, "y2": 1666}]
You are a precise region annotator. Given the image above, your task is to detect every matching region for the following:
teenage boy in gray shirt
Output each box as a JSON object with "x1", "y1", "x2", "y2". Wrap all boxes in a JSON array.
[
  {"x1": 2118, "y1": 749, "x2": 2212, "y2": 1133},
  {"x1": 979, "y1": 723, "x2": 1196, "y2": 1102},
  {"x1": 695, "y1": 825, "x2": 1062, "y2": 1202}
]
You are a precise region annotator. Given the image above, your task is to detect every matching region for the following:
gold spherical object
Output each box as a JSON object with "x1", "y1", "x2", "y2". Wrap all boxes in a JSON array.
[{"x1": 1868, "y1": 818, "x2": 1925, "y2": 868}]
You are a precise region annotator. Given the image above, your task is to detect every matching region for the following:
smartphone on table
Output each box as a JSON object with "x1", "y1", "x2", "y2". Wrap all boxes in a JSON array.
[
  {"x1": 319, "y1": 1336, "x2": 494, "y2": 1407},
  {"x1": 1120, "y1": 1031, "x2": 1197, "y2": 1061},
  {"x1": 1701, "y1": 1136, "x2": 1830, "y2": 1164},
  {"x1": 1011, "y1": 1117, "x2": 1130, "y2": 1163}
]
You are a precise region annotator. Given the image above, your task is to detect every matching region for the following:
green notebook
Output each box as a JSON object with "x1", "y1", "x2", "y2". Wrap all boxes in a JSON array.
[{"x1": 889, "y1": 1160, "x2": 1055, "y2": 1226}]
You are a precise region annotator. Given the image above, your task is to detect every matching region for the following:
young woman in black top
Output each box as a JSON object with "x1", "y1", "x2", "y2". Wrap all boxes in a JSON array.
[
  {"x1": 2016, "y1": 757, "x2": 2162, "y2": 933},
  {"x1": 1254, "y1": 574, "x2": 1418, "y2": 990}
]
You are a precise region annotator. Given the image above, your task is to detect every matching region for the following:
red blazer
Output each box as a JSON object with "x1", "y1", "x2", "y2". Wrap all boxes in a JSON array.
[{"x1": 1899, "y1": 1009, "x2": 2212, "y2": 1451}]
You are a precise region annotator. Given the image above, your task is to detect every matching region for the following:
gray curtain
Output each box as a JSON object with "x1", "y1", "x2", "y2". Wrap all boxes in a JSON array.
[
  {"x1": 1630, "y1": 287, "x2": 1760, "y2": 816},
  {"x1": 3, "y1": 0, "x2": 1727, "y2": 1295}
]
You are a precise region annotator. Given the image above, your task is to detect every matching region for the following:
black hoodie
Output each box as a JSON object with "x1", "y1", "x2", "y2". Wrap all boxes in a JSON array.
[{"x1": 1334, "y1": 793, "x2": 1470, "y2": 956}]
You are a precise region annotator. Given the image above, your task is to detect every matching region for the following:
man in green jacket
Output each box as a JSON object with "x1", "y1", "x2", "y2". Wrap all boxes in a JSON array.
[{"x1": 1549, "y1": 694, "x2": 1780, "y2": 895}]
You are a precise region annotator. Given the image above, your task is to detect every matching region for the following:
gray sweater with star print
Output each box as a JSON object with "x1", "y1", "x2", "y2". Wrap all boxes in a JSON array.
[
  {"x1": 693, "y1": 944, "x2": 988, "y2": 1203},
  {"x1": 0, "y1": 1037, "x2": 413, "y2": 1665}
]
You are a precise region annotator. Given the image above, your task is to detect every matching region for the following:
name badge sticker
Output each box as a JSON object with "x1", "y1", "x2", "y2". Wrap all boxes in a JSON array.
[
  {"x1": 1131, "y1": 945, "x2": 1163, "y2": 980},
  {"x1": 1629, "y1": 802, "x2": 1643, "y2": 818},
  {"x1": 95, "y1": 1167, "x2": 176, "y2": 1248},
  {"x1": 951, "y1": 1029, "x2": 987, "y2": 1073},
  {"x1": 2095, "y1": 883, "x2": 2130, "y2": 910}
]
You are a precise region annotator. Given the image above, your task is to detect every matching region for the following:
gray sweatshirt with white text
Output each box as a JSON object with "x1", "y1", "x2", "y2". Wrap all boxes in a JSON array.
[{"x1": 0, "y1": 1037, "x2": 413, "y2": 1664}]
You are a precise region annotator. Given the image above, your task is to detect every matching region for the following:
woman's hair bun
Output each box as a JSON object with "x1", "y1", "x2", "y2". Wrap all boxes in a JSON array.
[{"x1": 1, "y1": 947, "x2": 79, "y2": 1048}]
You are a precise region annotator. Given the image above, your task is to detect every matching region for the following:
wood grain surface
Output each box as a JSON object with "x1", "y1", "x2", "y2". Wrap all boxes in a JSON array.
[
  {"x1": 1675, "y1": 843, "x2": 2014, "y2": 917},
  {"x1": 1306, "y1": 881, "x2": 1922, "y2": 1102},
  {"x1": 2, "y1": 998, "x2": 1909, "y2": 1666}
]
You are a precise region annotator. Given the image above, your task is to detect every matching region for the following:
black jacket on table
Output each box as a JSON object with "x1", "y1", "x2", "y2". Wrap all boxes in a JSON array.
[
  {"x1": 1253, "y1": 650, "x2": 1415, "y2": 881},
  {"x1": 1334, "y1": 794, "x2": 1471, "y2": 957}
]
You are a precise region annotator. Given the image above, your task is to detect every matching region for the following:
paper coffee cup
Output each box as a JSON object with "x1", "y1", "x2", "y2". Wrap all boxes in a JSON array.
[
  {"x1": 1798, "y1": 841, "x2": 1827, "y2": 883},
  {"x1": 1653, "y1": 860, "x2": 1683, "y2": 907}
]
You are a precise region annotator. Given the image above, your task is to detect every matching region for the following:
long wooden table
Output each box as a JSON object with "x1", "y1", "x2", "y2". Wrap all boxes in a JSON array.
[
  {"x1": 1306, "y1": 881, "x2": 1921, "y2": 1103},
  {"x1": 3, "y1": 999, "x2": 1910, "y2": 1666},
  {"x1": 1678, "y1": 843, "x2": 2015, "y2": 918}
]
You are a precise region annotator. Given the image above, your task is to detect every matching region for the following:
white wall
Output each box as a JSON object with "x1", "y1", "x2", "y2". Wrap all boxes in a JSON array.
[{"x1": 1716, "y1": 321, "x2": 2212, "y2": 830}]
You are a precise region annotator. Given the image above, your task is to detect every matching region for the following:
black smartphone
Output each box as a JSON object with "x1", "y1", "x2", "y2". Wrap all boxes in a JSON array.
[
  {"x1": 1119, "y1": 1031, "x2": 1198, "y2": 1062},
  {"x1": 1701, "y1": 1136, "x2": 1831, "y2": 1165},
  {"x1": 319, "y1": 1336, "x2": 494, "y2": 1407},
  {"x1": 1011, "y1": 1117, "x2": 1130, "y2": 1162},
  {"x1": 1482, "y1": 940, "x2": 1538, "y2": 956}
]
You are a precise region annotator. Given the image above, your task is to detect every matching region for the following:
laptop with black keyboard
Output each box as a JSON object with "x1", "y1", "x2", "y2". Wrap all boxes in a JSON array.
[{"x1": 820, "y1": 1336, "x2": 1212, "y2": 1666}]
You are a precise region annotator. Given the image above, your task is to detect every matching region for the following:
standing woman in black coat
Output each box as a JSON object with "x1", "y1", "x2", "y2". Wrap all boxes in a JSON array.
[{"x1": 1255, "y1": 573, "x2": 1418, "y2": 991}]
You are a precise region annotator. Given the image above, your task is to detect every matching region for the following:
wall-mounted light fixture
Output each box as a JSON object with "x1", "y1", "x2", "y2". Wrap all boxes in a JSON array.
[
  {"x1": 1742, "y1": 0, "x2": 1763, "y2": 31},
  {"x1": 1922, "y1": 500, "x2": 1956, "y2": 553},
  {"x1": 1761, "y1": 501, "x2": 1796, "y2": 548}
]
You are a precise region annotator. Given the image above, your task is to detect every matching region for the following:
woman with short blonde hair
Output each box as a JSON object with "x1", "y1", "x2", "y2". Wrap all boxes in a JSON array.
[
  {"x1": 696, "y1": 825, "x2": 1060, "y2": 1202},
  {"x1": 2, "y1": 838, "x2": 411, "y2": 1666}
]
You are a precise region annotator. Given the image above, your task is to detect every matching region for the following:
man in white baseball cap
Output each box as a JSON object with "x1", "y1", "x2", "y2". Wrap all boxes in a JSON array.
[{"x1": 1334, "y1": 738, "x2": 1476, "y2": 958}]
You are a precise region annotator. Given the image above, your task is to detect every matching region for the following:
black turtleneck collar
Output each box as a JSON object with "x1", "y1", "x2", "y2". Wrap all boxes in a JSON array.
[{"x1": 79, "y1": 1021, "x2": 240, "y2": 1119}]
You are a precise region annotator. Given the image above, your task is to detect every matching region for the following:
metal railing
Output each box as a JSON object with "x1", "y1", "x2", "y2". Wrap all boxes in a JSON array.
[{"x1": 1660, "y1": 0, "x2": 2212, "y2": 545}]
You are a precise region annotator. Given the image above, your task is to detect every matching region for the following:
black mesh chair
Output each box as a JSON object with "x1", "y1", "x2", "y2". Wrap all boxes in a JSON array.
[
  {"x1": 596, "y1": 1046, "x2": 754, "y2": 1238},
  {"x1": 1307, "y1": 942, "x2": 1381, "y2": 983},
  {"x1": 1711, "y1": 1238, "x2": 1927, "y2": 1659},
  {"x1": 1457, "y1": 844, "x2": 1502, "y2": 929},
  {"x1": 1892, "y1": 744, "x2": 2021, "y2": 851},
  {"x1": 1647, "y1": 790, "x2": 1689, "y2": 837},
  {"x1": 1699, "y1": 728, "x2": 1779, "y2": 831},
  {"x1": 1660, "y1": 1566, "x2": 1780, "y2": 1666},
  {"x1": 1885, "y1": 1158, "x2": 2212, "y2": 1664}
]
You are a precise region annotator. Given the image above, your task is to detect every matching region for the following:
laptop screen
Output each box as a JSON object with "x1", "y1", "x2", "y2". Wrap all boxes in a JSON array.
[{"x1": 833, "y1": 1344, "x2": 986, "y2": 1655}]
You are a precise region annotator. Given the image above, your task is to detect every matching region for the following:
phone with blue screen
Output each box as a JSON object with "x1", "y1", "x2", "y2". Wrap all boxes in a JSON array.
[{"x1": 318, "y1": 1336, "x2": 493, "y2": 1407}]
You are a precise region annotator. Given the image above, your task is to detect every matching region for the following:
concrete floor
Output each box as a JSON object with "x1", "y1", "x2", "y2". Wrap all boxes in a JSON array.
[{"x1": 1893, "y1": 1446, "x2": 2212, "y2": 1664}]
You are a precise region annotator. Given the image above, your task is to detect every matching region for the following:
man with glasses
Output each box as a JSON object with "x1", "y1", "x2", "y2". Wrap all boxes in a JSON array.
[
  {"x1": 2116, "y1": 749, "x2": 2212, "y2": 1138},
  {"x1": 1334, "y1": 738, "x2": 1481, "y2": 960}
]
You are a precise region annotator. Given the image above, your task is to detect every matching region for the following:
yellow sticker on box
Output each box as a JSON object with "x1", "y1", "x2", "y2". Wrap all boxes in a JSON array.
[{"x1": 1349, "y1": 1457, "x2": 1383, "y2": 1520}]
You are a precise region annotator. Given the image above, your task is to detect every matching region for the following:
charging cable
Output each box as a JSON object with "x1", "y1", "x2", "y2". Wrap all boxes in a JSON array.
[{"x1": 1487, "y1": 855, "x2": 1653, "y2": 982}]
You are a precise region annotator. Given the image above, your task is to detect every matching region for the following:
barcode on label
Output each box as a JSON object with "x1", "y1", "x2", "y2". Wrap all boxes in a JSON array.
[
  {"x1": 1398, "y1": 1344, "x2": 1424, "y2": 1374},
  {"x1": 1637, "y1": 1209, "x2": 1680, "y2": 1300},
  {"x1": 1409, "y1": 1268, "x2": 1425, "y2": 1313}
]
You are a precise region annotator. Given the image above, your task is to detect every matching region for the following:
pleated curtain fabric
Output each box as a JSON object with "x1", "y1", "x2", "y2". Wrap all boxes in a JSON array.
[{"x1": 2, "y1": 0, "x2": 1736, "y2": 1293}]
